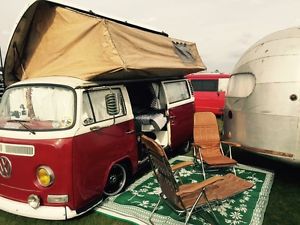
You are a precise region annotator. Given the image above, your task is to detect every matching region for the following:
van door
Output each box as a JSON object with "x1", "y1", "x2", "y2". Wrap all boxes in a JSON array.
[
  {"x1": 162, "y1": 80, "x2": 194, "y2": 149},
  {"x1": 73, "y1": 86, "x2": 138, "y2": 206}
]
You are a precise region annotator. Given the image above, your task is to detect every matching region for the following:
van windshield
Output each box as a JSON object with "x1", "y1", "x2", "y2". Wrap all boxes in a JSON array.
[{"x1": 0, "y1": 85, "x2": 75, "y2": 131}]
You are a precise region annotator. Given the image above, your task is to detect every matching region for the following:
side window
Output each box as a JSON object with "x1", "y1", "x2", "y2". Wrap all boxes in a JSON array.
[
  {"x1": 82, "y1": 92, "x2": 95, "y2": 125},
  {"x1": 218, "y1": 78, "x2": 229, "y2": 93},
  {"x1": 82, "y1": 88, "x2": 126, "y2": 125},
  {"x1": 227, "y1": 73, "x2": 256, "y2": 97},
  {"x1": 191, "y1": 80, "x2": 218, "y2": 92},
  {"x1": 164, "y1": 80, "x2": 190, "y2": 104}
]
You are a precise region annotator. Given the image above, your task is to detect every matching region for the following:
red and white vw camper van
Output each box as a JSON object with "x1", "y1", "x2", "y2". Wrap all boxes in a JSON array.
[
  {"x1": 0, "y1": 76, "x2": 194, "y2": 220},
  {"x1": 0, "y1": 0, "x2": 205, "y2": 220}
]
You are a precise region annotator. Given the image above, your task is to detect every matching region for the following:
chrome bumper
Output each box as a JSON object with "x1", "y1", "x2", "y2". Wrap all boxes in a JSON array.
[{"x1": 0, "y1": 195, "x2": 77, "y2": 220}]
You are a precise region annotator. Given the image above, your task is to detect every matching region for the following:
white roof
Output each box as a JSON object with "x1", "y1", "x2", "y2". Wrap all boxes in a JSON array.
[{"x1": 9, "y1": 76, "x2": 92, "y2": 88}]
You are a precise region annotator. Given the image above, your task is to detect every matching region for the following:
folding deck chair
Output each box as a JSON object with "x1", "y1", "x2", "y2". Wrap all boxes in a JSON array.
[
  {"x1": 141, "y1": 134, "x2": 223, "y2": 224},
  {"x1": 193, "y1": 112, "x2": 241, "y2": 179}
]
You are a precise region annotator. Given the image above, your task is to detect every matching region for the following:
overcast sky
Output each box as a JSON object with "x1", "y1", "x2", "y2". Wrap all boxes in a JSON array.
[{"x1": 1, "y1": 0, "x2": 300, "y2": 73}]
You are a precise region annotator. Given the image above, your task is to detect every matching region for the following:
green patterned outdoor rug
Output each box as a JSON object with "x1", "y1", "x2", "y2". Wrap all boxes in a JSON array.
[{"x1": 96, "y1": 156, "x2": 274, "y2": 225}]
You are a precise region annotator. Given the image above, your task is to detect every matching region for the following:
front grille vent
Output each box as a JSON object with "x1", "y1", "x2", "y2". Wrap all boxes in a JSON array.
[{"x1": 0, "y1": 143, "x2": 35, "y2": 157}]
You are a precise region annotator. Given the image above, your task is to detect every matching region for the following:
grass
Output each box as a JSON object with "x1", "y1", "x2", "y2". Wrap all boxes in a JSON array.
[
  {"x1": 0, "y1": 207, "x2": 131, "y2": 225},
  {"x1": 232, "y1": 149, "x2": 300, "y2": 225}
]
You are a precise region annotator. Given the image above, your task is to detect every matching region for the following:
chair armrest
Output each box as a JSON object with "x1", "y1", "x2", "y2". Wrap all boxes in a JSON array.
[
  {"x1": 221, "y1": 141, "x2": 241, "y2": 147},
  {"x1": 171, "y1": 161, "x2": 194, "y2": 171},
  {"x1": 176, "y1": 176, "x2": 223, "y2": 195}
]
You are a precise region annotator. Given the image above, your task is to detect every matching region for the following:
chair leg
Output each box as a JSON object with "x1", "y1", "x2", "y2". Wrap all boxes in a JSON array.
[
  {"x1": 184, "y1": 191, "x2": 204, "y2": 225},
  {"x1": 194, "y1": 145, "x2": 206, "y2": 180},
  {"x1": 149, "y1": 196, "x2": 162, "y2": 225},
  {"x1": 233, "y1": 166, "x2": 236, "y2": 176},
  {"x1": 203, "y1": 190, "x2": 220, "y2": 225},
  {"x1": 229, "y1": 145, "x2": 233, "y2": 158},
  {"x1": 220, "y1": 143, "x2": 225, "y2": 155},
  {"x1": 201, "y1": 161, "x2": 206, "y2": 180},
  {"x1": 174, "y1": 170, "x2": 183, "y2": 184},
  {"x1": 195, "y1": 146, "x2": 207, "y2": 180}
]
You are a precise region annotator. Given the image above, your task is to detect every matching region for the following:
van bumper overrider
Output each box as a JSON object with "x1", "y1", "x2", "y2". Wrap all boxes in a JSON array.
[{"x1": 0, "y1": 195, "x2": 77, "y2": 220}]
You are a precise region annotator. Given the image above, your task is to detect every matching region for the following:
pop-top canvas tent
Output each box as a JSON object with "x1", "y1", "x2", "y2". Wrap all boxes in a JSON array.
[{"x1": 4, "y1": 0, "x2": 206, "y2": 86}]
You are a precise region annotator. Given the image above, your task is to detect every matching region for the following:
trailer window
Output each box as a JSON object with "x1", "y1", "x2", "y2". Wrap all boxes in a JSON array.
[
  {"x1": 191, "y1": 80, "x2": 218, "y2": 92},
  {"x1": 164, "y1": 80, "x2": 190, "y2": 104},
  {"x1": 227, "y1": 73, "x2": 255, "y2": 97}
]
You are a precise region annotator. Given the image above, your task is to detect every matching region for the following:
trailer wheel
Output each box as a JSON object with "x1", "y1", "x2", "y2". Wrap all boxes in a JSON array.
[{"x1": 103, "y1": 164, "x2": 127, "y2": 196}]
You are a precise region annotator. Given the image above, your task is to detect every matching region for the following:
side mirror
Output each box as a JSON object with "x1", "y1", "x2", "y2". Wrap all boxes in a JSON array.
[{"x1": 105, "y1": 93, "x2": 120, "y2": 116}]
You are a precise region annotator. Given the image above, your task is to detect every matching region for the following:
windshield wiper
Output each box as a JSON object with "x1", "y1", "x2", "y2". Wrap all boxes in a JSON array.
[{"x1": 7, "y1": 120, "x2": 36, "y2": 135}]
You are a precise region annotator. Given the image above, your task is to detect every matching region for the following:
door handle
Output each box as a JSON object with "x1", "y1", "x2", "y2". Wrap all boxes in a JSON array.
[
  {"x1": 125, "y1": 130, "x2": 135, "y2": 134},
  {"x1": 90, "y1": 126, "x2": 101, "y2": 131}
]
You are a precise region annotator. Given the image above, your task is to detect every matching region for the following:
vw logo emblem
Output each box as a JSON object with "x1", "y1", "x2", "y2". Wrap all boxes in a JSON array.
[{"x1": 0, "y1": 156, "x2": 12, "y2": 178}]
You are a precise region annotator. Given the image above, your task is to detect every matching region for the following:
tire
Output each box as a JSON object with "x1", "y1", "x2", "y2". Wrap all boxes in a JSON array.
[
  {"x1": 103, "y1": 163, "x2": 127, "y2": 196},
  {"x1": 179, "y1": 140, "x2": 192, "y2": 154}
]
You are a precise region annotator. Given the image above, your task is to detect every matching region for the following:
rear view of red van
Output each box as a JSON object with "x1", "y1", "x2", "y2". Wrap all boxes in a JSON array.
[{"x1": 186, "y1": 73, "x2": 230, "y2": 115}]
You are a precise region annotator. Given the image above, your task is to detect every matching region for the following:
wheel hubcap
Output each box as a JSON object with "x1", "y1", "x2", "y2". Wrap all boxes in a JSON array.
[{"x1": 104, "y1": 164, "x2": 127, "y2": 196}]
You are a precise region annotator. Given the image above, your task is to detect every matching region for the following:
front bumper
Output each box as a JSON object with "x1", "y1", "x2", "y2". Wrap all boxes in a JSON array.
[{"x1": 0, "y1": 195, "x2": 77, "y2": 220}]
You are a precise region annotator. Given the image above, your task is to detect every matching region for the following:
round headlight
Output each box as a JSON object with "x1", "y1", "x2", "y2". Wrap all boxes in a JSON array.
[{"x1": 36, "y1": 166, "x2": 55, "y2": 187}]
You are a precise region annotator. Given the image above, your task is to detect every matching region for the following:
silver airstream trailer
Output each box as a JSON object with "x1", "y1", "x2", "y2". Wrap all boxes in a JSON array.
[{"x1": 224, "y1": 27, "x2": 300, "y2": 163}]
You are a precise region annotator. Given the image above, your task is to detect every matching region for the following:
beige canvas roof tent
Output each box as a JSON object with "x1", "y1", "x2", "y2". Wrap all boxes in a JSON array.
[{"x1": 4, "y1": 0, "x2": 205, "y2": 86}]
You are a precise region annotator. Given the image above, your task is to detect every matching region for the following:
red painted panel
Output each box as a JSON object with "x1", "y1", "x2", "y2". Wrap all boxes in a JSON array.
[
  {"x1": 72, "y1": 119, "x2": 138, "y2": 209},
  {"x1": 0, "y1": 119, "x2": 139, "y2": 211},
  {"x1": 0, "y1": 137, "x2": 74, "y2": 208},
  {"x1": 194, "y1": 91, "x2": 226, "y2": 115},
  {"x1": 169, "y1": 102, "x2": 194, "y2": 149},
  {"x1": 186, "y1": 73, "x2": 230, "y2": 115}
]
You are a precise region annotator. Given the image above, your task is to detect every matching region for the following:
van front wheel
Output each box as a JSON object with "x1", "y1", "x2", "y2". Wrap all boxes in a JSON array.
[{"x1": 104, "y1": 164, "x2": 127, "y2": 196}]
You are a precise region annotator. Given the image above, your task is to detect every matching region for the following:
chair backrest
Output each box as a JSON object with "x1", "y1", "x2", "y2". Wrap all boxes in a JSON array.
[
  {"x1": 141, "y1": 135, "x2": 183, "y2": 208},
  {"x1": 194, "y1": 112, "x2": 221, "y2": 157}
]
